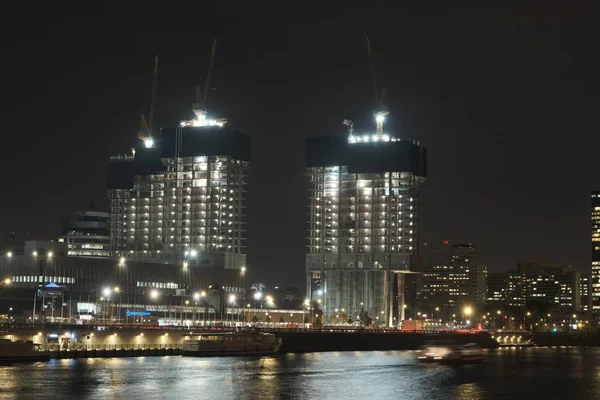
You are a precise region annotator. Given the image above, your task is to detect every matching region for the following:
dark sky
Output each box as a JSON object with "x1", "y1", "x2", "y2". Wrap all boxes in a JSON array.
[{"x1": 1, "y1": 2, "x2": 598, "y2": 287}]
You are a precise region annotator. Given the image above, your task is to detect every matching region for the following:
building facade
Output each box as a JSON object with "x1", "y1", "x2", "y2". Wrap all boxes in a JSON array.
[
  {"x1": 422, "y1": 242, "x2": 487, "y2": 317},
  {"x1": 305, "y1": 128, "x2": 427, "y2": 327},
  {"x1": 107, "y1": 125, "x2": 250, "y2": 270},
  {"x1": 518, "y1": 263, "x2": 580, "y2": 312},
  {"x1": 0, "y1": 241, "x2": 245, "y2": 321},
  {"x1": 59, "y1": 211, "x2": 110, "y2": 258},
  {"x1": 592, "y1": 191, "x2": 600, "y2": 311},
  {"x1": 580, "y1": 275, "x2": 592, "y2": 313}
]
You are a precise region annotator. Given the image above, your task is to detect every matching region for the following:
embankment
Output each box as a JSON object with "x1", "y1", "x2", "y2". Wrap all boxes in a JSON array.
[{"x1": 277, "y1": 331, "x2": 498, "y2": 352}]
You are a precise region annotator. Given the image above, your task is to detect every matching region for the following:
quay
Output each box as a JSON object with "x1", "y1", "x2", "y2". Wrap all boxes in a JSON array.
[{"x1": 1, "y1": 323, "x2": 506, "y2": 359}]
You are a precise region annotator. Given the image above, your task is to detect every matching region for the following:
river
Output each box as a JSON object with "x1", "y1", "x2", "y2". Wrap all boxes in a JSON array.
[{"x1": 1, "y1": 347, "x2": 599, "y2": 399}]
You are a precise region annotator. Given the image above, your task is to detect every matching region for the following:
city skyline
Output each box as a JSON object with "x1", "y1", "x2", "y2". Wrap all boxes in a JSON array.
[{"x1": 2, "y1": 4, "x2": 598, "y2": 288}]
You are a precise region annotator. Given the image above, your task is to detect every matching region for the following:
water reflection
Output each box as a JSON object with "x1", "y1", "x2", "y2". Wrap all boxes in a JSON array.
[{"x1": 1, "y1": 348, "x2": 600, "y2": 399}]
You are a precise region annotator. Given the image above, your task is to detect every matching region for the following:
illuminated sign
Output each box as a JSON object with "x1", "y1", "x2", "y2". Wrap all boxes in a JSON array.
[{"x1": 126, "y1": 311, "x2": 151, "y2": 317}]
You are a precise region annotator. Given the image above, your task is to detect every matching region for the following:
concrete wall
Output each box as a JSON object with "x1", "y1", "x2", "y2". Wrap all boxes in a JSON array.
[{"x1": 1, "y1": 328, "x2": 188, "y2": 348}]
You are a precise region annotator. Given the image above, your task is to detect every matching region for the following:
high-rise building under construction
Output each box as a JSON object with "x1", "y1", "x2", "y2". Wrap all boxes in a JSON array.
[
  {"x1": 107, "y1": 124, "x2": 250, "y2": 270},
  {"x1": 305, "y1": 120, "x2": 427, "y2": 327},
  {"x1": 106, "y1": 40, "x2": 250, "y2": 272}
]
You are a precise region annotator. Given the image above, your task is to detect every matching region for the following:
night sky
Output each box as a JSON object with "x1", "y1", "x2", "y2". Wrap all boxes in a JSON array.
[{"x1": 2, "y1": 3, "x2": 598, "y2": 287}]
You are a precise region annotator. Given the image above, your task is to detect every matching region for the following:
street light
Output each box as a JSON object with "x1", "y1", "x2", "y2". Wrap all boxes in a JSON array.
[
  {"x1": 193, "y1": 292, "x2": 200, "y2": 300},
  {"x1": 103, "y1": 287, "x2": 112, "y2": 297},
  {"x1": 4, "y1": 278, "x2": 11, "y2": 285},
  {"x1": 6, "y1": 252, "x2": 12, "y2": 258},
  {"x1": 119, "y1": 257, "x2": 126, "y2": 266},
  {"x1": 241, "y1": 266, "x2": 246, "y2": 273},
  {"x1": 48, "y1": 252, "x2": 53, "y2": 258},
  {"x1": 183, "y1": 261, "x2": 188, "y2": 269},
  {"x1": 190, "y1": 250, "x2": 197, "y2": 257},
  {"x1": 150, "y1": 290, "x2": 159, "y2": 299},
  {"x1": 463, "y1": 306, "x2": 472, "y2": 316}
]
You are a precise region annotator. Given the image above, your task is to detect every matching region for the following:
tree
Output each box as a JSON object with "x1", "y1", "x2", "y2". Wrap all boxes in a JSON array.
[
  {"x1": 313, "y1": 314, "x2": 323, "y2": 328},
  {"x1": 358, "y1": 309, "x2": 372, "y2": 326},
  {"x1": 279, "y1": 316, "x2": 285, "y2": 323}
]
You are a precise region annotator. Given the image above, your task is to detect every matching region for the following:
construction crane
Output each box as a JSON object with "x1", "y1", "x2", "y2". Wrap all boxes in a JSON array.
[
  {"x1": 137, "y1": 54, "x2": 160, "y2": 146},
  {"x1": 181, "y1": 38, "x2": 227, "y2": 127},
  {"x1": 193, "y1": 37, "x2": 217, "y2": 116},
  {"x1": 367, "y1": 36, "x2": 389, "y2": 136}
]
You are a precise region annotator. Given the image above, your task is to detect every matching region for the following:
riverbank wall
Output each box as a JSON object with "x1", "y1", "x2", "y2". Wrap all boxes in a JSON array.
[
  {"x1": 533, "y1": 332, "x2": 600, "y2": 347},
  {"x1": 277, "y1": 331, "x2": 498, "y2": 352},
  {"x1": 0, "y1": 326, "x2": 499, "y2": 358}
]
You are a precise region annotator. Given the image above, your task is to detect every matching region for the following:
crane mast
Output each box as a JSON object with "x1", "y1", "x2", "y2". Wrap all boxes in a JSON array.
[
  {"x1": 367, "y1": 36, "x2": 389, "y2": 136},
  {"x1": 138, "y1": 55, "x2": 160, "y2": 146},
  {"x1": 183, "y1": 37, "x2": 227, "y2": 127}
]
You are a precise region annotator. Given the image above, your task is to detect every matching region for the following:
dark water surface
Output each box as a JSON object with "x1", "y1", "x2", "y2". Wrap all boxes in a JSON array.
[{"x1": 1, "y1": 347, "x2": 599, "y2": 399}]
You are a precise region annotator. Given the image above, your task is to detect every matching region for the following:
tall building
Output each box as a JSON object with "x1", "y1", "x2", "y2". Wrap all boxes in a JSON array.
[
  {"x1": 485, "y1": 271, "x2": 527, "y2": 309},
  {"x1": 58, "y1": 211, "x2": 110, "y2": 258},
  {"x1": 304, "y1": 119, "x2": 427, "y2": 326},
  {"x1": 592, "y1": 191, "x2": 600, "y2": 311},
  {"x1": 422, "y1": 242, "x2": 487, "y2": 316},
  {"x1": 107, "y1": 121, "x2": 250, "y2": 270}
]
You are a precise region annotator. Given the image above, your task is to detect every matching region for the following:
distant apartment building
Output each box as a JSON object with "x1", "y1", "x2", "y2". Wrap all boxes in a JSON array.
[
  {"x1": 486, "y1": 271, "x2": 526, "y2": 309},
  {"x1": 422, "y1": 241, "x2": 487, "y2": 316},
  {"x1": 592, "y1": 191, "x2": 600, "y2": 311},
  {"x1": 58, "y1": 211, "x2": 110, "y2": 258},
  {"x1": 518, "y1": 262, "x2": 580, "y2": 312}
]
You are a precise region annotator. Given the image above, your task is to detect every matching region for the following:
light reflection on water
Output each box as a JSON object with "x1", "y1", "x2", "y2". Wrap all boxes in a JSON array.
[{"x1": 0, "y1": 348, "x2": 599, "y2": 399}]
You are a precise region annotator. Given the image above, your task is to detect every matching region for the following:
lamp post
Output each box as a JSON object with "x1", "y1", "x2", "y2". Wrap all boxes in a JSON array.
[
  {"x1": 463, "y1": 306, "x2": 472, "y2": 328},
  {"x1": 228, "y1": 294, "x2": 236, "y2": 327},
  {"x1": 303, "y1": 299, "x2": 310, "y2": 328},
  {"x1": 103, "y1": 287, "x2": 112, "y2": 323}
]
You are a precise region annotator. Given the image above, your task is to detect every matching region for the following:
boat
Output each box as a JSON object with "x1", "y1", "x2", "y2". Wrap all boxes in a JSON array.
[
  {"x1": 417, "y1": 343, "x2": 485, "y2": 365},
  {"x1": 417, "y1": 344, "x2": 454, "y2": 363},
  {"x1": 0, "y1": 338, "x2": 50, "y2": 362},
  {"x1": 182, "y1": 330, "x2": 282, "y2": 357}
]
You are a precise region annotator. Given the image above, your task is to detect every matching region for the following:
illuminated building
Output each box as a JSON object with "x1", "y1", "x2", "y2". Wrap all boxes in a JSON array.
[
  {"x1": 519, "y1": 263, "x2": 580, "y2": 312},
  {"x1": 580, "y1": 275, "x2": 592, "y2": 313},
  {"x1": 107, "y1": 120, "x2": 250, "y2": 270},
  {"x1": 0, "y1": 240, "x2": 244, "y2": 321},
  {"x1": 58, "y1": 211, "x2": 110, "y2": 258},
  {"x1": 486, "y1": 271, "x2": 527, "y2": 309},
  {"x1": 422, "y1": 242, "x2": 487, "y2": 316},
  {"x1": 305, "y1": 116, "x2": 427, "y2": 327},
  {"x1": 592, "y1": 191, "x2": 600, "y2": 311}
]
